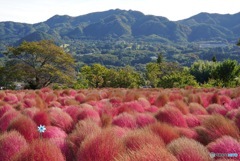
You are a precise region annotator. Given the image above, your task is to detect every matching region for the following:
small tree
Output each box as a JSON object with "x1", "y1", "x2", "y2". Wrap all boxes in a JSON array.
[{"x1": 5, "y1": 40, "x2": 76, "y2": 89}]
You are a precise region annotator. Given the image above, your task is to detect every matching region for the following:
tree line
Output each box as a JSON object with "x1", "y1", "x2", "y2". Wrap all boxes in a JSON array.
[{"x1": 0, "y1": 40, "x2": 240, "y2": 89}]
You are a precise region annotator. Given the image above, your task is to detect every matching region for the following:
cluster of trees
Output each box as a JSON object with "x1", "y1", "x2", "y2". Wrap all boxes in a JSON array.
[{"x1": 0, "y1": 40, "x2": 240, "y2": 89}]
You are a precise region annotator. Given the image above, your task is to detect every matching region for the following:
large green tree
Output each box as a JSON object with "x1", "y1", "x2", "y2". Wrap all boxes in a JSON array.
[{"x1": 5, "y1": 40, "x2": 76, "y2": 89}]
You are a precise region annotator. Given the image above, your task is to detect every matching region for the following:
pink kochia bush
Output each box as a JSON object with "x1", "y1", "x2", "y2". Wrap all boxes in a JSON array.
[
  {"x1": 77, "y1": 129, "x2": 125, "y2": 161},
  {"x1": 0, "y1": 130, "x2": 28, "y2": 161},
  {"x1": 155, "y1": 106, "x2": 188, "y2": 127},
  {"x1": 112, "y1": 112, "x2": 137, "y2": 129},
  {"x1": 2, "y1": 87, "x2": 240, "y2": 160},
  {"x1": 48, "y1": 108, "x2": 74, "y2": 133},
  {"x1": 0, "y1": 109, "x2": 20, "y2": 132},
  {"x1": 117, "y1": 144, "x2": 178, "y2": 161},
  {"x1": 167, "y1": 137, "x2": 211, "y2": 161},
  {"x1": 123, "y1": 128, "x2": 165, "y2": 151},
  {"x1": 7, "y1": 115, "x2": 39, "y2": 142},
  {"x1": 12, "y1": 139, "x2": 65, "y2": 161},
  {"x1": 207, "y1": 136, "x2": 240, "y2": 160}
]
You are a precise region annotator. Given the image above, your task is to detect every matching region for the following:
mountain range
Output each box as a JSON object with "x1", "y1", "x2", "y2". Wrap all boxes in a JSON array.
[{"x1": 0, "y1": 9, "x2": 240, "y2": 45}]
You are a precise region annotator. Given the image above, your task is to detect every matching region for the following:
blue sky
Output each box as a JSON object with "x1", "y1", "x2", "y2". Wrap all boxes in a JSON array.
[{"x1": 1, "y1": 0, "x2": 240, "y2": 24}]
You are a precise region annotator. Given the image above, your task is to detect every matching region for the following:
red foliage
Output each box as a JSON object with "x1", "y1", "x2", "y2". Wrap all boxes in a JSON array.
[
  {"x1": 0, "y1": 130, "x2": 28, "y2": 161},
  {"x1": 153, "y1": 93, "x2": 169, "y2": 107},
  {"x1": 67, "y1": 119, "x2": 102, "y2": 156},
  {"x1": 155, "y1": 106, "x2": 188, "y2": 127},
  {"x1": 77, "y1": 129, "x2": 125, "y2": 161},
  {"x1": 147, "y1": 122, "x2": 180, "y2": 144},
  {"x1": 75, "y1": 93, "x2": 86, "y2": 103},
  {"x1": 77, "y1": 107, "x2": 101, "y2": 124},
  {"x1": 189, "y1": 103, "x2": 208, "y2": 115},
  {"x1": 0, "y1": 109, "x2": 20, "y2": 132},
  {"x1": 0, "y1": 103, "x2": 12, "y2": 118},
  {"x1": 3, "y1": 93, "x2": 18, "y2": 105},
  {"x1": 112, "y1": 112, "x2": 137, "y2": 129},
  {"x1": 33, "y1": 111, "x2": 51, "y2": 126},
  {"x1": 196, "y1": 115, "x2": 240, "y2": 145},
  {"x1": 207, "y1": 136, "x2": 240, "y2": 160},
  {"x1": 13, "y1": 139, "x2": 65, "y2": 161},
  {"x1": 184, "y1": 114, "x2": 201, "y2": 128},
  {"x1": 206, "y1": 104, "x2": 228, "y2": 115},
  {"x1": 123, "y1": 129, "x2": 165, "y2": 151},
  {"x1": 48, "y1": 108, "x2": 74, "y2": 133},
  {"x1": 42, "y1": 126, "x2": 67, "y2": 139},
  {"x1": 117, "y1": 144, "x2": 178, "y2": 161},
  {"x1": 167, "y1": 137, "x2": 211, "y2": 161},
  {"x1": 173, "y1": 100, "x2": 189, "y2": 115},
  {"x1": 135, "y1": 113, "x2": 156, "y2": 128},
  {"x1": 7, "y1": 115, "x2": 39, "y2": 142}
]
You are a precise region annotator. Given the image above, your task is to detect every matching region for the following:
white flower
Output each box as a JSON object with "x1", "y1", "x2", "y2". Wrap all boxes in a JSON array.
[{"x1": 38, "y1": 125, "x2": 46, "y2": 133}]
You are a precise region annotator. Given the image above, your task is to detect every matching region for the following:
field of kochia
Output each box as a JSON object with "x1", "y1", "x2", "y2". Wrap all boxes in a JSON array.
[{"x1": 0, "y1": 87, "x2": 240, "y2": 161}]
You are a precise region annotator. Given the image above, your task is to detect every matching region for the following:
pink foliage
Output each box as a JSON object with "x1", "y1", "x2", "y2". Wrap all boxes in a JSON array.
[
  {"x1": 207, "y1": 136, "x2": 240, "y2": 160},
  {"x1": 7, "y1": 115, "x2": 39, "y2": 142},
  {"x1": 189, "y1": 103, "x2": 208, "y2": 115},
  {"x1": 77, "y1": 129, "x2": 125, "y2": 161},
  {"x1": 135, "y1": 113, "x2": 156, "y2": 128},
  {"x1": 42, "y1": 126, "x2": 67, "y2": 139},
  {"x1": 0, "y1": 130, "x2": 28, "y2": 161},
  {"x1": 21, "y1": 107, "x2": 40, "y2": 119},
  {"x1": 33, "y1": 111, "x2": 51, "y2": 126},
  {"x1": 123, "y1": 129, "x2": 165, "y2": 151},
  {"x1": 0, "y1": 109, "x2": 20, "y2": 132},
  {"x1": 226, "y1": 109, "x2": 239, "y2": 119},
  {"x1": 117, "y1": 101, "x2": 145, "y2": 114},
  {"x1": 23, "y1": 98, "x2": 36, "y2": 108},
  {"x1": 48, "y1": 108, "x2": 74, "y2": 133},
  {"x1": 13, "y1": 139, "x2": 65, "y2": 161},
  {"x1": 3, "y1": 93, "x2": 18, "y2": 104},
  {"x1": 176, "y1": 127, "x2": 198, "y2": 139},
  {"x1": 167, "y1": 137, "x2": 211, "y2": 161},
  {"x1": 155, "y1": 106, "x2": 188, "y2": 127},
  {"x1": 112, "y1": 112, "x2": 137, "y2": 129},
  {"x1": 184, "y1": 114, "x2": 201, "y2": 128},
  {"x1": 147, "y1": 122, "x2": 180, "y2": 144},
  {"x1": 63, "y1": 106, "x2": 81, "y2": 123},
  {"x1": 206, "y1": 104, "x2": 228, "y2": 115},
  {"x1": 0, "y1": 103, "x2": 12, "y2": 118},
  {"x1": 77, "y1": 107, "x2": 101, "y2": 124},
  {"x1": 75, "y1": 93, "x2": 86, "y2": 103},
  {"x1": 145, "y1": 105, "x2": 159, "y2": 113}
]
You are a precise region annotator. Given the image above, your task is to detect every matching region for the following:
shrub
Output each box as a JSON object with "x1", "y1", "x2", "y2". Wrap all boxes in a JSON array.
[
  {"x1": 206, "y1": 104, "x2": 228, "y2": 115},
  {"x1": 77, "y1": 107, "x2": 101, "y2": 124},
  {"x1": 116, "y1": 144, "x2": 178, "y2": 161},
  {"x1": 112, "y1": 113, "x2": 137, "y2": 129},
  {"x1": 153, "y1": 93, "x2": 169, "y2": 107},
  {"x1": 0, "y1": 110, "x2": 20, "y2": 132},
  {"x1": 197, "y1": 115, "x2": 239, "y2": 145},
  {"x1": 33, "y1": 111, "x2": 51, "y2": 126},
  {"x1": 0, "y1": 103, "x2": 12, "y2": 118},
  {"x1": 0, "y1": 130, "x2": 28, "y2": 161},
  {"x1": 173, "y1": 100, "x2": 189, "y2": 115},
  {"x1": 77, "y1": 129, "x2": 125, "y2": 161},
  {"x1": 207, "y1": 135, "x2": 240, "y2": 160},
  {"x1": 189, "y1": 103, "x2": 208, "y2": 115},
  {"x1": 21, "y1": 107, "x2": 40, "y2": 119},
  {"x1": 3, "y1": 93, "x2": 18, "y2": 104},
  {"x1": 135, "y1": 113, "x2": 156, "y2": 128},
  {"x1": 147, "y1": 122, "x2": 180, "y2": 144},
  {"x1": 184, "y1": 114, "x2": 201, "y2": 128},
  {"x1": 123, "y1": 129, "x2": 165, "y2": 151},
  {"x1": 12, "y1": 139, "x2": 65, "y2": 161},
  {"x1": 42, "y1": 126, "x2": 67, "y2": 139},
  {"x1": 155, "y1": 106, "x2": 188, "y2": 127},
  {"x1": 67, "y1": 119, "x2": 101, "y2": 156},
  {"x1": 167, "y1": 137, "x2": 211, "y2": 161},
  {"x1": 7, "y1": 115, "x2": 39, "y2": 142},
  {"x1": 48, "y1": 108, "x2": 73, "y2": 133}
]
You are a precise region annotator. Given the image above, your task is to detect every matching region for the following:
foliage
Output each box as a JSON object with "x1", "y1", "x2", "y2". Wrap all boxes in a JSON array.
[
  {"x1": 212, "y1": 59, "x2": 240, "y2": 87},
  {"x1": 77, "y1": 64, "x2": 143, "y2": 88},
  {"x1": 190, "y1": 60, "x2": 218, "y2": 84},
  {"x1": 5, "y1": 40, "x2": 76, "y2": 89},
  {"x1": 158, "y1": 70, "x2": 199, "y2": 88}
]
